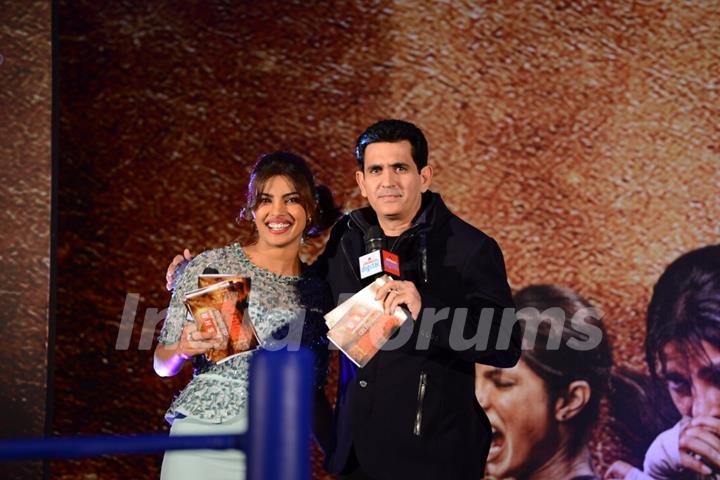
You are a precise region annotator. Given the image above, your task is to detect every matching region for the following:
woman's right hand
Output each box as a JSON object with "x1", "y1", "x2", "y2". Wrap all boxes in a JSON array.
[{"x1": 178, "y1": 324, "x2": 224, "y2": 359}]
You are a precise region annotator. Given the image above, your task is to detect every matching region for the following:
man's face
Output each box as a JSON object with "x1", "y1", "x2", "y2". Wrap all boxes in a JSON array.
[
  {"x1": 355, "y1": 141, "x2": 432, "y2": 225},
  {"x1": 661, "y1": 340, "x2": 720, "y2": 418}
]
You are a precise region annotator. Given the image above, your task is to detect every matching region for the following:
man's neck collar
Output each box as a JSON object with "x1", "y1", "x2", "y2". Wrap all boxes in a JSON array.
[
  {"x1": 378, "y1": 218, "x2": 415, "y2": 237},
  {"x1": 350, "y1": 191, "x2": 438, "y2": 235}
]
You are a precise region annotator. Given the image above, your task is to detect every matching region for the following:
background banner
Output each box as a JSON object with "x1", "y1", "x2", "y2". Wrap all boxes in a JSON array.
[{"x1": 45, "y1": 1, "x2": 720, "y2": 478}]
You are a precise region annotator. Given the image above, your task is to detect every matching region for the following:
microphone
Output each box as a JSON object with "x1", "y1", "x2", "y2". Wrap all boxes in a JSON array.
[
  {"x1": 364, "y1": 226, "x2": 385, "y2": 253},
  {"x1": 359, "y1": 226, "x2": 401, "y2": 280},
  {"x1": 203, "y1": 267, "x2": 219, "y2": 275}
]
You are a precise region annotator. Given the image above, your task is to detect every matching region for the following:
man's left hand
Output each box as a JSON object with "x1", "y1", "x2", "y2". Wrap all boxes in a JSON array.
[
  {"x1": 166, "y1": 248, "x2": 194, "y2": 291},
  {"x1": 375, "y1": 279, "x2": 422, "y2": 320}
]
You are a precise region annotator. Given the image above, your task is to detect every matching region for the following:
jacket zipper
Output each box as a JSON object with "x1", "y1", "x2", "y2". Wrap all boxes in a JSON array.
[
  {"x1": 414, "y1": 371, "x2": 428, "y2": 436},
  {"x1": 389, "y1": 230, "x2": 416, "y2": 253},
  {"x1": 341, "y1": 238, "x2": 361, "y2": 282}
]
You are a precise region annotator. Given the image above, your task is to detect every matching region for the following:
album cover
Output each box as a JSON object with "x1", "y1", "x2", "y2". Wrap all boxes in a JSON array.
[
  {"x1": 184, "y1": 276, "x2": 257, "y2": 363},
  {"x1": 325, "y1": 275, "x2": 410, "y2": 368}
]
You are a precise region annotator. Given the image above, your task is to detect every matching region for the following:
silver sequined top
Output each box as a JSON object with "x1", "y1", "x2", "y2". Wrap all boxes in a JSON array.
[{"x1": 158, "y1": 243, "x2": 328, "y2": 424}]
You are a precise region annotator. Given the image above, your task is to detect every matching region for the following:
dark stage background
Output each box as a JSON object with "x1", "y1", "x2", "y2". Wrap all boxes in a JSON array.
[
  {"x1": 46, "y1": 1, "x2": 720, "y2": 479},
  {"x1": 0, "y1": 1, "x2": 51, "y2": 479}
]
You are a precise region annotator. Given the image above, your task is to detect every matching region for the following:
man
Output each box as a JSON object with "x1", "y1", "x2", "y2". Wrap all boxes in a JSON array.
[{"x1": 316, "y1": 119, "x2": 521, "y2": 479}]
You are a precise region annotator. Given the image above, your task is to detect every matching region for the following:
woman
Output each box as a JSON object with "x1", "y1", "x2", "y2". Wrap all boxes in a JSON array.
[
  {"x1": 605, "y1": 245, "x2": 720, "y2": 480},
  {"x1": 476, "y1": 284, "x2": 613, "y2": 480},
  {"x1": 154, "y1": 151, "x2": 339, "y2": 479}
]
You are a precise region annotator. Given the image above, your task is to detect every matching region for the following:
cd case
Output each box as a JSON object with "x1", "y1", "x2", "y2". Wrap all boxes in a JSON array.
[
  {"x1": 184, "y1": 275, "x2": 258, "y2": 364},
  {"x1": 324, "y1": 275, "x2": 410, "y2": 368}
]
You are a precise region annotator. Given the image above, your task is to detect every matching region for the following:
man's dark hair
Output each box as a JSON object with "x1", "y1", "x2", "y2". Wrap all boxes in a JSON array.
[
  {"x1": 514, "y1": 284, "x2": 612, "y2": 457},
  {"x1": 646, "y1": 245, "x2": 720, "y2": 379},
  {"x1": 355, "y1": 119, "x2": 428, "y2": 171}
]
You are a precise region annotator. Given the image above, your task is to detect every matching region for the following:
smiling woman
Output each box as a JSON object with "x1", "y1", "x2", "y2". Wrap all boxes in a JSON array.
[
  {"x1": 245, "y1": 175, "x2": 309, "y2": 254},
  {"x1": 153, "y1": 151, "x2": 341, "y2": 480},
  {"x1": 239, "y1": 152, "x2": 333, "y2": 238},
  {"x1": 476, "y1": 285, "x2": 613, "y2": 480}
]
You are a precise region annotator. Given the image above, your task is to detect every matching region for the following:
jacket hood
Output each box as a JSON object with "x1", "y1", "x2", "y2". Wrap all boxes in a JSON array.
[{"x1": 346, "y1": 191, "x2": 452, "y2": 285}]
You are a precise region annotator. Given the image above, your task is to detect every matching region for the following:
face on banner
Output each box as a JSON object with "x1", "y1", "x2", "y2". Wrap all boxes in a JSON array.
[
  {"x1": 660, "y1": 340, "x2": 720, "y2": 419},
  {"x1": 475, "y1": 361, "x2": 560, "y2": 479}
]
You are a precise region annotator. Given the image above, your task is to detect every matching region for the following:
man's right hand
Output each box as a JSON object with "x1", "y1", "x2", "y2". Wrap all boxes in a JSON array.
[
  {"x1": 375, "y1": 279, "x2": 422, "y2": 320},
  {"x1": 166, "y1": 248, "x2": 194, "y2": 291}
]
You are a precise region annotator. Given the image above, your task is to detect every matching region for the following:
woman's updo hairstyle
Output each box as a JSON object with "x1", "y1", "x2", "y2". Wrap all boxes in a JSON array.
[{"x1": 239, "y1": 151, "x2": 341, "y2": 236}]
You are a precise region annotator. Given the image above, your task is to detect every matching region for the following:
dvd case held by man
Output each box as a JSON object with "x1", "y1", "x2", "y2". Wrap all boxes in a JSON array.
[
  {"x1": 183, "y1": 276, "x2": 258, "y2": 364},
  {"x1": 324, "y1": 275, "x2": 410, "y2": 368}
]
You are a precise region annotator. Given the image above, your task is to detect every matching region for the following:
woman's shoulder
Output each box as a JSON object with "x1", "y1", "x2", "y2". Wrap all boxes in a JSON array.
[
  {"x1": 201, "y1": 242, "x2": 242, "y2": 257},
  {"x1": 171, "y1": 244, "x2": 250, "y2": 288},
  {"x1": 189, "y1": 243, "x2": 245, "y2": 266}
]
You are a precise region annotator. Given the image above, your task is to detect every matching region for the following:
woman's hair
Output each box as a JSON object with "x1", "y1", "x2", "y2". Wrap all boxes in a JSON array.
[
  {"x1": 646, "y1": 245, "x2": 720, "y2": 379},
  {"x1": 514, "y1": 284, "x2": 612, "y2": 457},
  {"x1": 239, "y1": 151, "x2": 341, "y2": 236}
]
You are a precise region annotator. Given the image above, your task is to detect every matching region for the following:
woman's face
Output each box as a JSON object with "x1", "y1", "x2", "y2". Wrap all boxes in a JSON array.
[
  {"x1": 475, "y1": 360, "x2": 559, "y2": 479},
  {"x1": 660, "y1": 340, "x2": 720, "y2": 419},
  {"x1": 252, "y1": 175, "x2": 308, "y2": 250}
]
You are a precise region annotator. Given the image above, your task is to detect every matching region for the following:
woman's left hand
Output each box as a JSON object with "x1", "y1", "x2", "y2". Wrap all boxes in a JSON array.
[{"x1": 375, "y1": 279, "x2": 422, "y2": 320}]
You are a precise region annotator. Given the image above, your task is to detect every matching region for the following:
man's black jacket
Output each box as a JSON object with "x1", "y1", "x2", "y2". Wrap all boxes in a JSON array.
[{"x1": 315, "y1": 191, "x2": 521, "y2": 480}]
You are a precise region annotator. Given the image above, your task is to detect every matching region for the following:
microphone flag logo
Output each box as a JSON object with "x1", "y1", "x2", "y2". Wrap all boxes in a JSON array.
[
  {"x1": 359, "y1": 250, "x2": 383, "y2": 279},
  {"x1": 382, "y1": 251, "x2": 400, "y2": 276}
]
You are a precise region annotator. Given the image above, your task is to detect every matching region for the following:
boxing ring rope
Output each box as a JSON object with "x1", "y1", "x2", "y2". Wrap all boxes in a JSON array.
[{"x1": 0, "y1": 349, "x2": 313, "y2": 480}]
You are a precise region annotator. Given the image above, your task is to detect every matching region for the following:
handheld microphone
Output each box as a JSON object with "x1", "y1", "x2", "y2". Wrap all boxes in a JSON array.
[
  {"x1": 364, "y1": 226, "x2": 385, "y2": 253},
  {"x1": 359, "y1": 226, "x2": 401, "y2": 279}
]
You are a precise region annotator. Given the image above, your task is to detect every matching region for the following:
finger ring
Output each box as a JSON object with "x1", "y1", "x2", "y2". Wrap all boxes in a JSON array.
[{"x1": 186, "y1": 332, "x2": 193, "y2": 342}]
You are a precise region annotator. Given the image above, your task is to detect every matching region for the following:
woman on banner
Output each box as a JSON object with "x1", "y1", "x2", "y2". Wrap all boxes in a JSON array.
[
  {"x1": 476, "y1": 284, "x2": 612, "y2": 480},
  {"x1": 605, "y1": 245, "x2": 720, "y2": 480},
  {"x1": 153, "y1": 151, "x2": 340, "y2": 479}
]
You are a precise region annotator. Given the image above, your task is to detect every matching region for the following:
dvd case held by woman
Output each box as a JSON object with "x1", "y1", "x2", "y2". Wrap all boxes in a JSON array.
[{"x1": 183, "y1": 275, "x2": 258, "y2": 363}]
